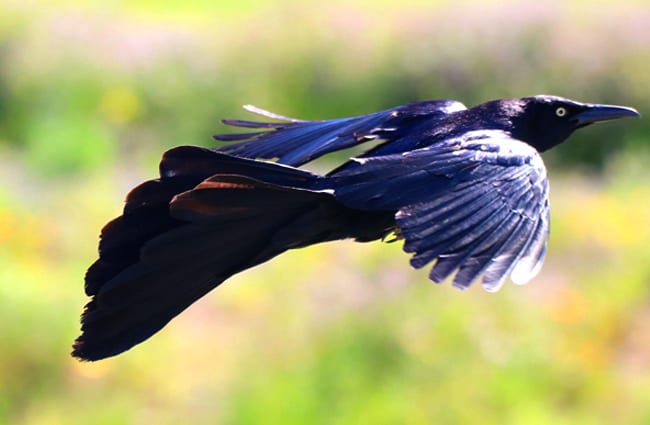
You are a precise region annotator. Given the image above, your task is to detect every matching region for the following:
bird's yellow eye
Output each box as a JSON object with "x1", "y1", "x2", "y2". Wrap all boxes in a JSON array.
[{"x1": 555, "y1": 107, "x2": 567, "y2": 117}]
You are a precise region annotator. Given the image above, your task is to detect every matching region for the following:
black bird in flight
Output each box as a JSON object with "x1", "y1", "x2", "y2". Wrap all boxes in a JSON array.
[{"x1": 73, "y1": 95, "x2": 639, "y2": 361}]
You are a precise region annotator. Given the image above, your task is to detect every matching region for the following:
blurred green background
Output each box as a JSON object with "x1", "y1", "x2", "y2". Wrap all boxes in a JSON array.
[{"x1": 1, "y1": 0, "x2": 649, "y2": 424}]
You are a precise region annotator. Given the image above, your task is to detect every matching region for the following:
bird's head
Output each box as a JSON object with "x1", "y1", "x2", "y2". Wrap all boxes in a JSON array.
[{"x1": 496, "y1": 95, "x2": 640, "y2": 152}]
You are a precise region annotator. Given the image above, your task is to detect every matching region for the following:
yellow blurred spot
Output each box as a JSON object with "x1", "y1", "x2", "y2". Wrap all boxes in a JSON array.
[
  {"x1": 574, "y1": 341, "x2": 609, "y2": 369},
  {"x1": 547, "y1": 287, "x2": 588, "y2": 325},
  {"x1": 559, "y1": 188, "x2": 650, "y2": 249},
  {"x1": 0, "y1": 208, "x2": 16, "y2": 243},
  {"x1": 0, "y1": 207, "x2": 49, "y2": 254},
  {"x1": 71, "y1": 358, "x2": 113, "y2": 380},
  {"x1": 100, "y1": 86, "x2": 141, "y2": 124}
]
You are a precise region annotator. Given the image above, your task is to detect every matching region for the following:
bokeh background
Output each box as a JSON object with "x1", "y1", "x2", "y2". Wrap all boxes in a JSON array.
[{"x1": 1, "y1": 0, "x2": 649, "y2": 424}]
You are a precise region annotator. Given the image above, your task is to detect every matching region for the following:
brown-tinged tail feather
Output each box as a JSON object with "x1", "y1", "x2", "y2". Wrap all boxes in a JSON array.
[{"x1": 74, "y1": 147, "x2": 394, "y2": 360}]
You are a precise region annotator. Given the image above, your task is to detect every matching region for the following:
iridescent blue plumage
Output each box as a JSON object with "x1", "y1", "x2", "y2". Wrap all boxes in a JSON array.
[{"x1": 74, "y1": 95, "x2": 639, "y2": 360}]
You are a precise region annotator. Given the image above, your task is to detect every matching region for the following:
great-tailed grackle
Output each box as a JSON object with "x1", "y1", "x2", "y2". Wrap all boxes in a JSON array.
[{"x1": 73, "y1": 95, "x2": 639, "y2": 361}]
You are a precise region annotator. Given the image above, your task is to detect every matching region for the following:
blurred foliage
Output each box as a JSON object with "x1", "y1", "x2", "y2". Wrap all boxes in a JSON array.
[
  {"x1": 1, "y1": 0, "x2": 649, "y2": 174},
  {"x1": 0, "y1": 0, "x2": 649, "y2": 424}
]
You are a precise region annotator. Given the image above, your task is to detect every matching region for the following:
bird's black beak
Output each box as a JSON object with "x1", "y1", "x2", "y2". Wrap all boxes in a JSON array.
[{"x1": 573, "y1": 104, "x2": 640, "y2": 126}]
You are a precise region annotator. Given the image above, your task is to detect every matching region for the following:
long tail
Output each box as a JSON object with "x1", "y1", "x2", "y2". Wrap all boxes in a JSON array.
[{"x1": 73, "y1": 146, "x2": 395, "y2": 361}]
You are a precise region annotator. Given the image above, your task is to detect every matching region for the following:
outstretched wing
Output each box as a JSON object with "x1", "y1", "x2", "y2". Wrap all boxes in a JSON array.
[
  {"x1": 213, "y1": 100, "x2": 466, "y2": 167},
  {"x1": 329, "y1": 130, "x2": 550, "y2": 292}
]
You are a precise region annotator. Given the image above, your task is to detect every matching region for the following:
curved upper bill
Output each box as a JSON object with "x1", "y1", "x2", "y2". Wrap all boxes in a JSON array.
[{"x1": 573, "y1": 104, "x2": 641, "y2": 125}]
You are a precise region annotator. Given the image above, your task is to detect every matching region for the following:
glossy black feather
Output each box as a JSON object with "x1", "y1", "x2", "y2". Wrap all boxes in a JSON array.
[
  {"x1": 75, "y1": 146, "x2": 396, "y2": 360},
  {"x1": 214, "y1": 100, "x2": 467, "y2": 166},
  {"x1": 75, "y1": 95, "x2": 639, "y2": 360}
]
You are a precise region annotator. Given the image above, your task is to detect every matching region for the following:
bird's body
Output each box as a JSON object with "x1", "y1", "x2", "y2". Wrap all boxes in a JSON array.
[{"x1": 74, "y1": 95, "x2": 639, "y2": 361}]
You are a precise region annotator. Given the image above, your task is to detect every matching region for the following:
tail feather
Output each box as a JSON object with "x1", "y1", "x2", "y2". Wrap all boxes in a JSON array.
[
  {"x1": 86, "y1": 146, "x2": 318, "y2": 297},
  {"x1": 74, "y1": 149, "x2": 395, "y2": 361}
]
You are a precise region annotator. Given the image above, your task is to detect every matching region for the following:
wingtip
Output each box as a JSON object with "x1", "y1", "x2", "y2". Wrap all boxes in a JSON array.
[
  {"x1": 481, "y1": 276, "x2": 507, "y2": 293},
  {"x1": 510, "y1": 257, "x2": 544, "y2": 285},
  {"x1": 242, "y1": 104, "x2": 305, "y2": 122}
]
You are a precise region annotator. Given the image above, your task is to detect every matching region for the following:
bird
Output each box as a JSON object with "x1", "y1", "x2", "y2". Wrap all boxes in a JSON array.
[{"x1": 73, "y1": 95, "x2": 639, "y2": 361}]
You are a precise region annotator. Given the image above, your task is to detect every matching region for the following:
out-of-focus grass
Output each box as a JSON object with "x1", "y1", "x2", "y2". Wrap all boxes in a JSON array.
[
  {"x1": 0, "y1": 1, "x2": 649, "y2": 424},
  {"x1": 1, "y1": 160, "x2": 649, "y2": 424},
  {"x1": 2, "y1": 0, "x2": 650, "y2": 173}
]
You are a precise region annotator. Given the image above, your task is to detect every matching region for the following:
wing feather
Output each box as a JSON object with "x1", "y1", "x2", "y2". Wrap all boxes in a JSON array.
[
  {"x1": 429, "y1": 216, "x2": 520, "y2": 284},
  {"x1": 331, "y1": 130, "x2": 550, "y2": 290},
  {"x1": 214, "y1": 100, "x2": 466, "y2": 167}
]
